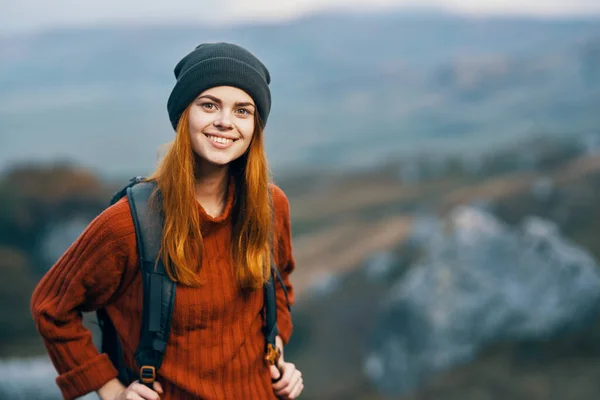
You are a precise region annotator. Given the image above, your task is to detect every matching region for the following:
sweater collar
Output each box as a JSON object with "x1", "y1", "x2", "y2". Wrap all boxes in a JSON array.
[{"x1": 196, "y1": 176, "x2": 236, "y2": 226}]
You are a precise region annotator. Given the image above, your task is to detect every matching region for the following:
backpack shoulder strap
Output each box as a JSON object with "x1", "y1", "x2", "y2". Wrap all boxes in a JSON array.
[
  {"x1": 109, "y1": 176, "x2": 145, "y2": 205},
  {"x1": 266, "y1": 187, "x2": 291, "y2": 310},
  {"x1": 127, "y1": 181, "x2": 176, "y2": 388},
  {"x1": 273, "y1": 265, "x2": 290, "y2": 311},
  {"x1": 264, "y1": 265, "x2": 279, "y2": 366},
  {"x1": 263, "y1": 187, "x2": 292, "y2": 368}
]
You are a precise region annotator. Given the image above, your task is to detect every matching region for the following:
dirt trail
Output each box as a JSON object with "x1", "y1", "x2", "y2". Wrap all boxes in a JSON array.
[{"x1": 291, "y1": 215, "x2": 413, "y2": 294}]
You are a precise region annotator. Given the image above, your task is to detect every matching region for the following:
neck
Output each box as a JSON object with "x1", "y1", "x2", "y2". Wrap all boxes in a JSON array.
[{"x1": 193, "y1": 157, "x2": 230, "y2": 216}]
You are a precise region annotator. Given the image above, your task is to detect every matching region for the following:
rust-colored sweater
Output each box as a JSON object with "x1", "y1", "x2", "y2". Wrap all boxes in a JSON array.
[{"x1": 30, "y1": 183, "x2": 295, "y2": 400}]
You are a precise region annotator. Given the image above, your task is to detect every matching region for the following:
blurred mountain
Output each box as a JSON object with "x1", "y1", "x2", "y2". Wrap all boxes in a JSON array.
[{"x1": 1, "y1": 12, "x2": 599, "y2": 177}]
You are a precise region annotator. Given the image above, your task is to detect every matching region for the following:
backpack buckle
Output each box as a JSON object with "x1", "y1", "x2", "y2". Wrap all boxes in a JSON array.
[
  {"x1": 264, "y1": 343, "x2": 281, "y2": 366},
  {"x1": 139, "y1": 365, "x2": 156, "y2": 384}
]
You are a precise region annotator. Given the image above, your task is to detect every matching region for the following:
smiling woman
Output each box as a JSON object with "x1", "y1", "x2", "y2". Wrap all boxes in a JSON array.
[{"x1": 30, "y1": 42, "x2": 303, "y2": 400}]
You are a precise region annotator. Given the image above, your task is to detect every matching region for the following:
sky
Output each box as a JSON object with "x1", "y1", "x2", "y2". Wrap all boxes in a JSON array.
[{"x1": 2, "y1": 0, "x2": 600, "y2": 34}]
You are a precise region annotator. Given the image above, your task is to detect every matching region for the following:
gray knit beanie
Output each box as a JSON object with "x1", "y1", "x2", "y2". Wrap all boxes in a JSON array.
[{"x1": 167, "y1": 42, "x2": 272, "y2": 130}]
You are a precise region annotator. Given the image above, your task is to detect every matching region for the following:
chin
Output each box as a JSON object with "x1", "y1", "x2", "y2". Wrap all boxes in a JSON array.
[
  {"x1": 203, "y1": 153, "x2": 238, "y2": 166},
  {"x1": 208, "y1": 158, "x2": 232, "y2": 166},
  {"x1": 193, "y1": 145, "x2": 246, "y2": 167},
  {"x1": 197, "y1": 155, "x2": 227, "y2": 166}
]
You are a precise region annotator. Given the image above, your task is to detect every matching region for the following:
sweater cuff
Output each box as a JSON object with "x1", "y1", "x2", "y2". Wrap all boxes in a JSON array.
[{"x1": 56, "y1": 353, "x2": 119, "y2": 400}]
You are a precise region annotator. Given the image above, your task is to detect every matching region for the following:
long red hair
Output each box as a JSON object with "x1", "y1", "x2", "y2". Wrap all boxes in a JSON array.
[{"x1": 147, "y1": 106, "x2": 272, "y2": 289}]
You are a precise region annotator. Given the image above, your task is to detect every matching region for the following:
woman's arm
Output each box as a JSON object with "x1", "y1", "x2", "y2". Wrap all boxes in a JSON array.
[{"x1": 30, "y1": 199, "x2": 138, "y2": 400}]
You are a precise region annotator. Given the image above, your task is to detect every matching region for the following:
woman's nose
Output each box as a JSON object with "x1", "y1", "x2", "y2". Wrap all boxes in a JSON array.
[{"x1": 214, "y1": 111, "x2": 234, "y2": 129}]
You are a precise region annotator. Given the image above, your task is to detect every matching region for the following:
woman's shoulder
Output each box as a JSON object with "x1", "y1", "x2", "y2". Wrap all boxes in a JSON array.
[
  {"x1": 268, "y1": 183, "x2": 292, "y2": 241},
  {"x1": 268, "y1": 183, "x2": 291, "y2": 215},
  {"x1": 86, "y1": 196, "x2": 136, "y2": 243}
]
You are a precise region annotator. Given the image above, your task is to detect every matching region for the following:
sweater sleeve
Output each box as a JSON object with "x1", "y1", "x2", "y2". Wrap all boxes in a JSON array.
[
  {"x1": 269, "y1": 184, "x2": 296, "y2": 345},
  {"x1": 30, "y1": 198, "x2": 138, "y2": 400}
]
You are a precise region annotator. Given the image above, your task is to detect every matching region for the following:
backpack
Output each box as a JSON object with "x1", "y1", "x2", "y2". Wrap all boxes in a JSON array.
[{"x1": 96, "y1": 176, "x2": 289, "y2": 388}]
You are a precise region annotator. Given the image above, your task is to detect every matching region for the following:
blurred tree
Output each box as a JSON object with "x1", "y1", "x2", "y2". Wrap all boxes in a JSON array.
[{"x1": 0, "y1": 162, "x2": 112, "y2": 274}]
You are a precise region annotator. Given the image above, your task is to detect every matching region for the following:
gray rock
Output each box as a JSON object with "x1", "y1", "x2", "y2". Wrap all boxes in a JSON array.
[
  {"x1": 365, "y1": 206, "x2": 600, "y2": 396},
  {"x1": 364, "y1": 251, "x2": 397, "y2": 281}
]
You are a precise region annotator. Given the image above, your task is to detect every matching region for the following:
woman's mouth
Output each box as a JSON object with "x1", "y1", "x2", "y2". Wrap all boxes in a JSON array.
[{"x1": 205, "y1": 134, "x2": 237, "y2": 148}]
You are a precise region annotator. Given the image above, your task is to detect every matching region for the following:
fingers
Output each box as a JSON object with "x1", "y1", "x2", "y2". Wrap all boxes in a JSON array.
[
  {"x1": 123, "y1": 392, "x2": 145, "y2": 400},
  {"x1": 277, "y1": 374, "x2": 303, "y2": 399},
  {"x1": 273, "y1": 363, "x2": 303, "y2": 399},
  {"x1": 272, "y1": 362, "x2": 295, "y2": 392},
  {"x1": 126, "y1": 382, "x2": 161, "y2": 400},
  {"x1": 289, "y1": 380, "x2": 304, "y2": 399},
  {"x1": 275, "y1": 370, "x2": 302, "y2": 398},
  {"x1": 153, "y1": 381, "x2": 164, "y2": 394},
  {"x1": 270, "y1": 364, "x2": 283, "y2": 382}
]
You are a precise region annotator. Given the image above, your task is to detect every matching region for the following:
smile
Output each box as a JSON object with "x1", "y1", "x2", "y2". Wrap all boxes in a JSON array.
[{"x1": 205, "y1": 134, "x2": 237, "y2": 145}]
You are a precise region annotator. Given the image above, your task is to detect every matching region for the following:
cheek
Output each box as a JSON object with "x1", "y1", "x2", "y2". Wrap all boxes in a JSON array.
[
  {"x1": 239, "y1": 138, "x2": 252, "y2": 154},
  {"x1": 238, "y1": 119, "x2": 255, "y2": 140},
  {"x1": 188, "y1": 107, "x2": 211, "y2": 133}
]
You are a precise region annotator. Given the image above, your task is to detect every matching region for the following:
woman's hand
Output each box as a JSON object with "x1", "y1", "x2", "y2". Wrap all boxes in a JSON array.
[
  {"x1": 269, "y1": 335, "x2": 304, "y2": 399},
  {"x1": 270, "y1": 360, "x2": 304, "y2": 399},
  {"x1": 98, "y1": 378, "x2": 163, "y2": 400},
  {"x1": 115, "y1": 381, "x2": 163, "y2": 400}
]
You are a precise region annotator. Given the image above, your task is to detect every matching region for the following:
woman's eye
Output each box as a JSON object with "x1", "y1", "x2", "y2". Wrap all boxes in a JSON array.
[
  {"x1": 201, "y1": 102, "x2": 216, "y2": 110},
  {"x1": 236, "y1": 108, "x2": 250, "y2": 116}
]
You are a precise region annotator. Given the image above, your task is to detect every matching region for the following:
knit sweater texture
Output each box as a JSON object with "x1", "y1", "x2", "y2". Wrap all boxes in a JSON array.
[{"x1": 30, "y1": 182, "x2": 295, "y2": 400}]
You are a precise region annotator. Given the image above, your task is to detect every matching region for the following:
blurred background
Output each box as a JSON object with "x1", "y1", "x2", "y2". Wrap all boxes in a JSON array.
[{"x1": 2, "y1": 0, "x2": 600, "y2": 399}]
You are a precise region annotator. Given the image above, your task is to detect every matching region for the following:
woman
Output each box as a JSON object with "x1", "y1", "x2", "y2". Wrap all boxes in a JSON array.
[{"x1": 30, "y1": 42, "x2": 303, "y2": 400}]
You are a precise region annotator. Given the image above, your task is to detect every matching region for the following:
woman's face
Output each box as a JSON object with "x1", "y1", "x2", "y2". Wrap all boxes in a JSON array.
[{"x1": 188, "y1": 86, "x2": 256, "y2": 167}]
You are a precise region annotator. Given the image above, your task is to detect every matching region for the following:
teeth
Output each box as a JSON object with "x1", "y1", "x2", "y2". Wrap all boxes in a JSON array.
[{"x1": 207, "y1": 135, "x2": 233, "y2": 145}]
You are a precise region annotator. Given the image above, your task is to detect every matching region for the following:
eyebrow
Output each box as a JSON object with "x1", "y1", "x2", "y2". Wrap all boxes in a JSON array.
[{"x1": 197, "y1": 94, "x2": 256, "y2": 108}]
